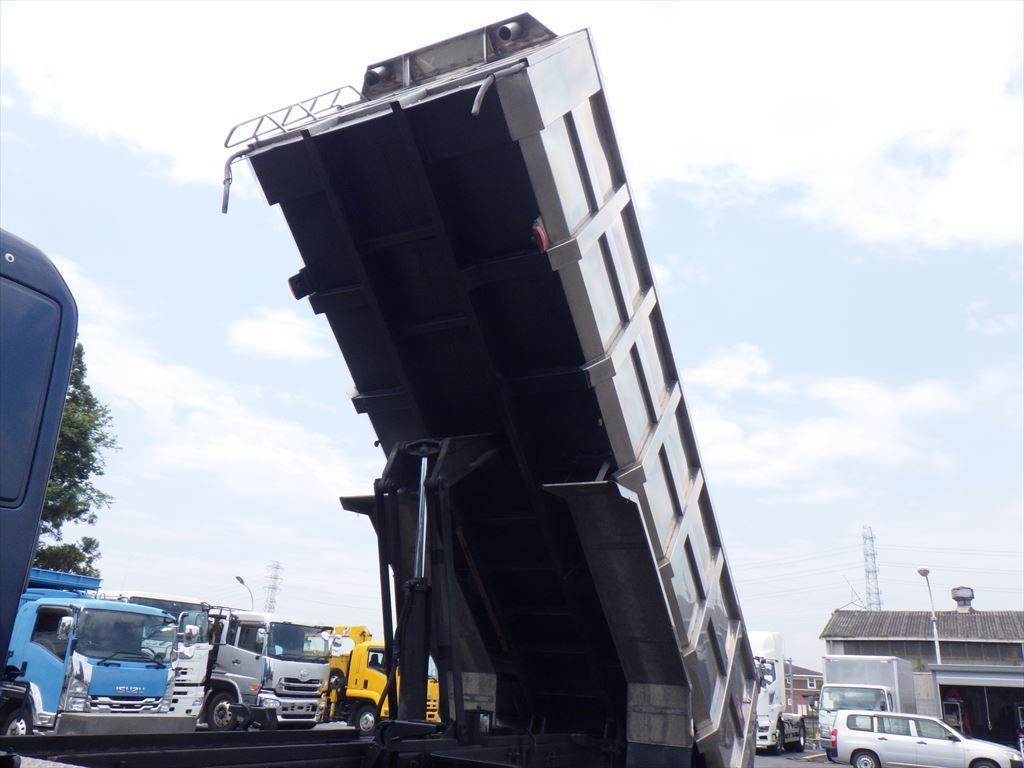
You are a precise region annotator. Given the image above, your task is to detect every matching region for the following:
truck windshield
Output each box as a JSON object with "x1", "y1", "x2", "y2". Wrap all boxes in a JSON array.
[
  {"x1": 820, "y1": 686, "x2": 888, "y2": 711},
  {"x1": 127, "y1": 597, "x2": 209, "y2": 642},
  {"x1": 268, "y1": 623, "x2": 329, "y2": 662},
  {"x1": 77, "y1": 609, "x2": 177, "y2": 663}
]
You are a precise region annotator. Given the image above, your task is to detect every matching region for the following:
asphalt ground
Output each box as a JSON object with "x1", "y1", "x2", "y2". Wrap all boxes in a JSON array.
[{"x1": 755, "y1": 751, "x2": 827, "y2": 766}]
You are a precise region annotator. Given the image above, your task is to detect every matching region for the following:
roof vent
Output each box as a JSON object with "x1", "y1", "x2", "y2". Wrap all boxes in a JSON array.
[{"x1": 951, "y1": 586, "x2": 974, "y2": 612}]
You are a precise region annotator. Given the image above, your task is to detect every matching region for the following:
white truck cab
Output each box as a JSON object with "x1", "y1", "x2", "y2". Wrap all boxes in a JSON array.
[
  {"x1": 206, "y1": 609, "x2": 330, "y2": 730},
  {"x1": 749, "y1": 632, "x2": 806, "y2": 754}
]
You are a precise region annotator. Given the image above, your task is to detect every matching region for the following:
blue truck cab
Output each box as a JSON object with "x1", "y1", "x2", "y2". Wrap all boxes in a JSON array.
[{"x1": 3, "y1": 569, "x2": 197, "y2": 735}]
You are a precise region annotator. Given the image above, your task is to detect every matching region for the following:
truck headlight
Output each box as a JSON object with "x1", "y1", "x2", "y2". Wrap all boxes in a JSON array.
[
  {"x1": 66, "y1": 696, "x2": 88, "y2": 712},
  {"x1": 62, "y1": 677, "x2": 90, "y2": 712},
  {"x1": 257, "y1": 693, "x2": 281, "y2": 709}
]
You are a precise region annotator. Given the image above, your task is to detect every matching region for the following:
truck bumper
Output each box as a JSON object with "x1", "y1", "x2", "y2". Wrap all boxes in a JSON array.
[
  {"x1": 272, "y1": 696, "x2": 323, "y2": 725},
  {"x1": 169, "y1": 684, "x2": 206, "y2": 718},
  {"x1": 54, "y1": 713, "x2": 196, "y2": 735}
]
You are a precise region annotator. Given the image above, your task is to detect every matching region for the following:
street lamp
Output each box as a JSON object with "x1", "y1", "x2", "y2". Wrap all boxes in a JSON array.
[
  {"x1": 917, "y1": 566, "x2": 942, "y2": 664},
  {"x1": 235, "y1": 575, "x2": 254, "y2": 610}
]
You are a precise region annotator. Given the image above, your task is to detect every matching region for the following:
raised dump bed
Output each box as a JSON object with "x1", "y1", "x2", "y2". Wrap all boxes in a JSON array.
[{"x1": 232, "y1": 14, "x2": 757, "y2": 767}]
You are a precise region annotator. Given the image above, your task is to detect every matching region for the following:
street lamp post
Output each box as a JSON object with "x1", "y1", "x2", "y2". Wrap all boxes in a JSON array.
[
  {"x1": 235, "y1": 575, "x2": 254, "y2": 611},
  {"x1": 917, "y1": 567, "x2": 942, "y2": 664}
]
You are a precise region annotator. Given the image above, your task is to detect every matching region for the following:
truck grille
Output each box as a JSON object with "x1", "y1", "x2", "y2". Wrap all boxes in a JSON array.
[
  {"x1": 89, "y1": 695, "x2": 162, "y2": 713},
  {"x1": 278, "y1": 677, "x2": 320, "y2": 697}
]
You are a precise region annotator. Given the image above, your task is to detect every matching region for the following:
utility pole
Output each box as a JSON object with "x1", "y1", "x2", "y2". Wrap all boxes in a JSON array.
[
  {"x1": 862, "y1": 526, "x2": 882, "y2": 610},
  {"x1": 917, "y1": 566, "x2": 943, "y2": 664},
  {"x1": 263, "y1": 560, "x2": 284, "y2": 613}
]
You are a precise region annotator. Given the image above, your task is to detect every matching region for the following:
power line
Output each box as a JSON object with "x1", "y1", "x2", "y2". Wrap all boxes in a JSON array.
[
  {"x1": 879, "y1": 561, "x2": 1024, "y2": 576},
  {"x1": 885, "y1": 545, "x2": 1023, "y2": 558},
  {"x1": 731, "y1": 545, "x2": 860, "y2": 571},
  {"x1": 862, "y1": 526, "x2": 882, "y2": 610},
  {"x1": 876, "y1": 577, "x2": 1024, "y2": 594},
  {"x1": 734, "y1": 562, "x2": 863, "y2": 583}
]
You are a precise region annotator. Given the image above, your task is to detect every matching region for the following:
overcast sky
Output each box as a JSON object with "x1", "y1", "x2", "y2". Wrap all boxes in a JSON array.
[{"x1": 1, "y1": 1, "x2": 1021, "y2": 668}]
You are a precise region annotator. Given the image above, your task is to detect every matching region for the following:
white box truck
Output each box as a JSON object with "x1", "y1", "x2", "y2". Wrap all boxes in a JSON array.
[{"x1": 818, "y1": 655, "x2": 917, "y2": 755}]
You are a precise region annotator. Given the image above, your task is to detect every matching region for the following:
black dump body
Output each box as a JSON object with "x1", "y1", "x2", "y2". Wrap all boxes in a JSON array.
[{"x1": 243, "y1": 15, "x2": 757, "y2": 768}]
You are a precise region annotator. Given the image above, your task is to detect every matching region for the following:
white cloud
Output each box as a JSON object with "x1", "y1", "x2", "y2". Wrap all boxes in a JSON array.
[
  {"x1": 651, "y1": 252, "x2": 709, "y2": 295},
  {"x1": 53, "y1": 257, "x2": 374, "y2": 506},
  {"x1": 228, "y1": 307, "x2": 333, "y2": 361},
  {"x1": 684, "y1": 343, "x2": 1020, "y2": 499},
  {"x1": 684, "y1": 342, "x2": 792, "y2": 397},
  {"x1": 50, "y1": 256, "x2": 386, "y2": 623},
  {"x1": 1, "y1": 2, "x2": 1021, "y2": 250},
  {"x1": 966, "y1": 300, "x2": 1021, "y2": 336}
]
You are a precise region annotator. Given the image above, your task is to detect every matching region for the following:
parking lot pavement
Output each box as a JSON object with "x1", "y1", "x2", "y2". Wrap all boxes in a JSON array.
[{"x1": 755, "y1": 751, "x2": 827, "y2": 766}]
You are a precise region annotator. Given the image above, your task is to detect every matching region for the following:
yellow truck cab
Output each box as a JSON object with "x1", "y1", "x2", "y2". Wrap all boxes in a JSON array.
[{"x1": 324, "y1": 626, "x2": 439, "y2": 733}]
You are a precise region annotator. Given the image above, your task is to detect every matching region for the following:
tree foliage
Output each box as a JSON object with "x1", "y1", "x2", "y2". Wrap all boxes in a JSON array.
[
  {"x1": 33, "y1": 343, "x2": 116, "y2": 576},
  {"x1": 33, "y1": 536, "x2": 102, "y2": 577}
]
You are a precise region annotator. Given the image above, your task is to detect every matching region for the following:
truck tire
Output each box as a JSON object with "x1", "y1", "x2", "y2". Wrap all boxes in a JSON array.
[
  {"x1": 851, "y1": 750, "x2": 880, "y2": 768},
  {"x1": 0, "y1": 706, "x2": 32, "y2": 736},
  {"x1": 350, "y1": 702, "x2": 377, "y2": 735},
  {"x1": 768, "y1": 722, "x2": 784, "y2": 754},
  {"x1": 784, "y1": 722, "x2": 805, "y2": 752},
  {"x1": 205, "y1": 691, "x2": 239, "y2": 731}
]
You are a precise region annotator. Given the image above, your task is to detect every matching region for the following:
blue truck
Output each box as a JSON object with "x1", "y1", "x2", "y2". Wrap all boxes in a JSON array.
[{"x1": 1, "y1": 568, "x2": 197, "y2": 735}]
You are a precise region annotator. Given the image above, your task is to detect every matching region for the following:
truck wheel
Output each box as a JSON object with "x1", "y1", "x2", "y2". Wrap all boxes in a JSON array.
[
  {"x1": 351, "y1": 703, "x2": 377, "y2": 735},
  {"x1": 205, "y1": 691, "x2": 239, "y2": 731},
  {"x1": 785, "y1": 723, "x2": 805, "y2": 752},
  {"x1": 768, "y1": 723, "x2": 784, "y2": 754},
  {"x1": 851, "y1": 750, "x2": 880, "y2": 768},
  {"x1": 1, "y1": 707, "x2": 32, "y2": 736}
]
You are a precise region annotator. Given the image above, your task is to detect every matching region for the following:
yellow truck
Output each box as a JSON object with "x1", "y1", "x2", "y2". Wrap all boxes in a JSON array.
[{"x1": 324, "y1": 626, "x2": 439, "y2": 733}]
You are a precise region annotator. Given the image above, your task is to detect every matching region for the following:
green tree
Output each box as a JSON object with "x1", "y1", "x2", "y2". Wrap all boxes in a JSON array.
[{"x1": 33, "y1": 343, "x2": 116, "y2": 577}]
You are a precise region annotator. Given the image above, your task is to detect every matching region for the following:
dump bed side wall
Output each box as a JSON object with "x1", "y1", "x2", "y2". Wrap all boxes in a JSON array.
[{"x1": 497, "y1": 32, "x2": 757, "y2": 766}]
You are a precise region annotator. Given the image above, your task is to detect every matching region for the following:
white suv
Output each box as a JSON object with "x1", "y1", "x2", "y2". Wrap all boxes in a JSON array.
[{"x1": 826, "y1": 709, "x2": 1023, "y2": 768}]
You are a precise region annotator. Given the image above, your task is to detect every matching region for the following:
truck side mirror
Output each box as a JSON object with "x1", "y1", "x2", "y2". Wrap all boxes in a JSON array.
[
  {"x1": 56, "y1": 616, "x2": 73, "y2": 641},
  {"x1": 183, "y1": 624, "x2": 200, "y2": 646}
]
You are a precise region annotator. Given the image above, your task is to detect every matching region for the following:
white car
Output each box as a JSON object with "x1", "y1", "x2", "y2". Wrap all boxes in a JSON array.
[{"x1": 826, "y1": 709, "x2": 1023, "y2": 768}]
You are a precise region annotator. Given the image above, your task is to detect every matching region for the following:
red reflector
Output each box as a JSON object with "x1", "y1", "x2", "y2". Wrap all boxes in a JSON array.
[{"x1": 531, "y1": 219, "x2": 549, "y2": 253}]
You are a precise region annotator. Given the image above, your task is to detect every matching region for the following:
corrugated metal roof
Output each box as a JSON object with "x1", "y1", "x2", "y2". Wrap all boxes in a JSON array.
[{"x1": 820, "y1": 610, "x2": 1024, "y2": 641}]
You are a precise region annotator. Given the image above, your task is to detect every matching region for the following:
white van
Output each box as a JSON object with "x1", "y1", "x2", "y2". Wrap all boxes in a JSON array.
[{"x1": 826, "y1": 709, "x2": 1023, "y2": 768}]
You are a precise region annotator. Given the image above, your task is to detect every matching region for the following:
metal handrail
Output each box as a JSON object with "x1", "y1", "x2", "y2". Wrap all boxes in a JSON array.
[{"x1": 223, "y1": 85, "x2": 363, "y2": 149}]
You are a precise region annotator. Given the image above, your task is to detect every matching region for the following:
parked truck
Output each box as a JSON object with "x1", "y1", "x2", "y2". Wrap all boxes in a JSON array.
[
  {"x1": 749, "y1": 632, "x2": 805, "y2": 754},
  {"x1": 205, "y1": 608, "x2": 330, "y2": 730},
  {"x1": 324, "y1": 625, "x2": 440, "y2": 732},
  {"x1": 3, "y1": 13, "x2": 761, "y2": 766},
  {"x1": 1, "y1": 569, "x2": 197, "y2": 735},
  {"x1": 817, "y1": 654, "x2": 917, "y2": 753},
  {"x1": 101, "y1": 591, "x2": 211, "y2": 721}
]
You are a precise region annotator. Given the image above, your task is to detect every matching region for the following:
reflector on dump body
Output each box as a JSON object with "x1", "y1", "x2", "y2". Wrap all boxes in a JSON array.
[{"x1": 233, "y1": 15, "x2": 756, "y2": 767}]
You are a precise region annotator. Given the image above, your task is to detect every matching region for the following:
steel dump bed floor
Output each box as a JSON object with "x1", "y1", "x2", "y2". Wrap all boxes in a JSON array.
[{"x1": 242, "y1": 15, "x2": 756, "y2": 767}]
